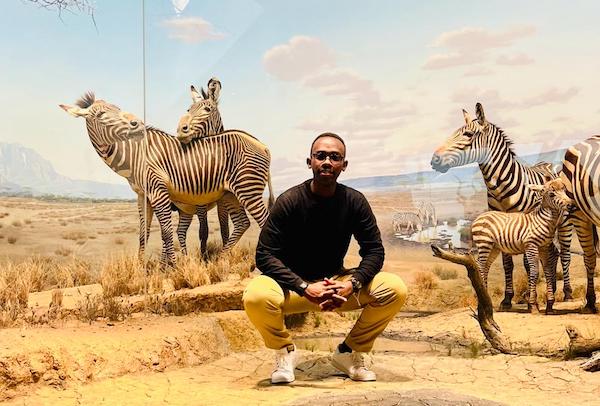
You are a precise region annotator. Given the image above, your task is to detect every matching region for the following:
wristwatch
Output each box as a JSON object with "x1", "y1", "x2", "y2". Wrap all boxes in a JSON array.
[
  {"x1": 299, "y1": 281, "x2": 309, "y2": 295},
  {"x1": 350, "y1": 276, "x2": 362, "y2": 293}
]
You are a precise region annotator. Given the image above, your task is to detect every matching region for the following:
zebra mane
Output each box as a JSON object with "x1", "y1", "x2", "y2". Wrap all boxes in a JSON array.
[
  {"x1": 490, "y1": 124, "x2": 515, "y2": 157},
  {"x1": 75, "y1": 92, "x2": 96, "y2": 108}
]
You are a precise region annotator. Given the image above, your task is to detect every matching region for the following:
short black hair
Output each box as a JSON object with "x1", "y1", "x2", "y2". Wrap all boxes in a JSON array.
[{"x1": 310, "y1": 132, "x2": 346, "y2": 155}]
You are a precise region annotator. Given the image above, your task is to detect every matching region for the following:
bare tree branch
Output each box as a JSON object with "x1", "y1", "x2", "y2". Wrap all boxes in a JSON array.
[{"x1": 23, "y1": 0, "x2": 97, "y2": 30}]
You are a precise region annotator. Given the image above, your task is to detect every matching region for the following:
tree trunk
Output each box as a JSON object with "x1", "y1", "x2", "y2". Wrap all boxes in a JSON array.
[{"x1": 431, "y1": 244, "x2": 514, "y2": 354}]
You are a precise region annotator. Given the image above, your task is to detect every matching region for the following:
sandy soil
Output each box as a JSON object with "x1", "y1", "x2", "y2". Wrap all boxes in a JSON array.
[{"x1": 2, "y1": 194, "x2": 600, "y2": 405}]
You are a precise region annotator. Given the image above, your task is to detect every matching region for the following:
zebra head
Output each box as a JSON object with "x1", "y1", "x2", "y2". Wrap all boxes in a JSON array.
[
  {"x1": 431, "y1": 103, "x2": 505, "y2": 173},
  {"x1": 177, "y1": 77, "x2": 223, "y2": 144},
  {"x1": 528, "y1": 178, "x2": 575, "y2": 214},
  {"x1": 60, "y1": 92, "x2": 145, "y2": 146}
]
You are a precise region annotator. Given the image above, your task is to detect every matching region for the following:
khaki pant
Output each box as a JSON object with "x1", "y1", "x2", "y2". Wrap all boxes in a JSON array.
[{"x1": 242, "y1": 272, "x2": 407, "y2": 352}]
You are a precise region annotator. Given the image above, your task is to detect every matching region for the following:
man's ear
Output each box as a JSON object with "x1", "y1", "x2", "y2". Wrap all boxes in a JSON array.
[
  {"x1": 306, "y1": 157, "x2": 311, "y2": 168},
  {"x1": 342, "y1": 160, "x2": 348, "y2": 171}
]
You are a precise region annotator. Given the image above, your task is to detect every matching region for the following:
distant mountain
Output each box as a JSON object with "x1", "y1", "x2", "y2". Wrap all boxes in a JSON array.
[
  {"x1": 344, "y1": 149, "x2": 567, "y2": 192},
  {"x1": 0, "y1": 143, "x2": 134, "y2": 199}
]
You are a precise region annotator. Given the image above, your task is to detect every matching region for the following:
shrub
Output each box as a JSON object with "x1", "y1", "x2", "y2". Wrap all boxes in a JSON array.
[
  {"x1": 431, "y1": 265, "x2": 458, "y2": 280},
  {"x1": 414, "y1": 271, "x2": 438, "y2": 290}
]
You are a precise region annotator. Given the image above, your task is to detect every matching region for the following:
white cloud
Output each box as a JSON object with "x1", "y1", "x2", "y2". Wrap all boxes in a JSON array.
[
  {"x1": 161, "y1": 17, "x2": 225, "y2": 44},
  {"x1": 523, "y1": 87, "x2": 579, "y2": 106},
  {"x1": 303, "y1": 69, "x2": 379, "y2": 104},
  {"x1": 463, "y1": 67, "x2": 494, "y2": 77},
  {"x1": 496, "y1": 53, "x2": 534, "y2": 66},
  {"x1": 424, "y1": 25, "x2": 536, "y2": 70},
  {"x1": 263, "y1": 36, "x2": 336, "y2": 81}
]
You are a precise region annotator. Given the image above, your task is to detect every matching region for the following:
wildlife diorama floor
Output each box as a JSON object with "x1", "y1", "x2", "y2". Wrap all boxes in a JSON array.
[{"x1": 1, "y1": 188, "x2": 600, "y2": 405}]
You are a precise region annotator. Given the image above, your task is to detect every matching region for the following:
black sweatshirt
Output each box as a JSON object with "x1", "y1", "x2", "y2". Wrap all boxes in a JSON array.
[{"x1": 255, "y1": 179, "x2": 385, "y2": 295}]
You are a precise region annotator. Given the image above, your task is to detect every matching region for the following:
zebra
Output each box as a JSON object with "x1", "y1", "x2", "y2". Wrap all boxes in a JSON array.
[
  {"x1": 472, "y1": 178, "x2": 573, "y2": 313},
  {"x1": 416, "y1": 201, "x2": 437, "y2": 227},
  {"x1": 177, "y1": 77, "x2": 224, "y2": 143},
  {"x1": 559, "y1": 134, "x2": 600, "y2": 312},
  {"x1": 430, "y1": 102, "x2": 573, "y2": 310},
  {"x1": 392, "y1": 211, "x2": 423, "y2": 235},
  {"x1": 174, "y1": 77, "x2": 250, "y2": 255},
  {"x1": 61, "y1": 94, "x2": 273, "y2": 267}
]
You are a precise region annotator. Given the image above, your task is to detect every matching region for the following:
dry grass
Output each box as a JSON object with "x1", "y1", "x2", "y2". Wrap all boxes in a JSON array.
[
  {"x1": 170, "y1": 244, "x2": 255, "y2": 289},
  {"x1": 414, "y1": 270, "x2": 439, "y2": 290},
  {"x1": 0, "y1": 262, "x2": 31, "y2": 327},
  {"x1": 55, "y1": 246, "x2": 72, "y2": 256},
  {"x1": 100, "y1": 253, "x2": 156, "y2": 297},
  {"x1": 61, "y1": 231, "x2": 87, "y2": 241},
  {"x1": 513, "y1": 272, "x2": 529, "y2": 304},
  {"x1": 431, "y1": 265, "x2": 458, "y2": 280}
]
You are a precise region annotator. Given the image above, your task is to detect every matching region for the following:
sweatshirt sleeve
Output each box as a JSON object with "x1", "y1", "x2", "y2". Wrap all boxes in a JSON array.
[
  {"x1": 255, "y1": 193, "x2": 308, "y2": 295},
  {"x1": 351, "y1": 193, "x2": 385, "y2": 286}
]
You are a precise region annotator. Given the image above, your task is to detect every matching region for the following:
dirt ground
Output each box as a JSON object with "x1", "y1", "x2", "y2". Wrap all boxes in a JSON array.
[{"x1": 2, "y1": 193, "x2": 600, "y2": 405}]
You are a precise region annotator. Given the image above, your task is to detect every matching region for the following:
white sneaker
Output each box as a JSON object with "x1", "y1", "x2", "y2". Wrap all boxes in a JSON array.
[
  {"x1": 271, "y1": 345, "x2": 296, "y2": 384},
  {"x1": 331, "y1": 347, "x2": 376, "y2": 381}
]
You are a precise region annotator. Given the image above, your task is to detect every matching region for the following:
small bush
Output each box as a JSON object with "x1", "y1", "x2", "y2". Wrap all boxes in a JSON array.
[
  {"x1": 24, "y1": 219, "x2": 32, "y2": 225},
  {"x1": 447, "y1": 217, "x2": 458, "y2": 227},
  {"x1": 458, "y1": 226, "x2": 472, "y2": 243},
  {"x1": 55, "y1": 246, "x2": 72, "y2": 256},
  {"x1": 11, "y1": 220, "x2": 22, "y2": 227},
  {"x1": 431, "y1": 265, "x2": 458, "y2": 280},
  {"x1": 114, "y1": 237, "x2": 125, "y2": 245},
  {"x1": 414, "y1": 271, "x2": 438, "y2": 290},
  {"x1": 7, "y1": 236, "x2": 17, "y2": 244},
  {"x1": 62, "y1": 231, "x2": 86, "y2": 240}
]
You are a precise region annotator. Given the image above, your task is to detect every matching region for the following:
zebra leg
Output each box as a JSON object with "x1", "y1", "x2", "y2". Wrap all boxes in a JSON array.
[
  {"x1": 573, "y1": 214, "x2": 597, "y2": 313},
  {"x1": 149, "y1": 193, "x2": 176, "y2": 269},
  {"x1": 522, "y1": 254, "x2": 532, "y2": 303},
  {"x1": 539, "y1": 246, "x2": 556, "y2": 314},
  {"x1": 137, "y1": 195, "x2": 153, "y2": 261},
  {"x1": 524, "y1": 245, "x2": 540, "y2": 314},
  {"x1": 557, "y1": 215, "x2": 574, "y2": 300},
  {"x1": 500, "y1": 253, "x2": 515, "y2": 310},
  {"x1": 547, "y1": 242, "x2": 559, "y2": 295},
  {"x1": 222, "y1": 207, "x2": 250, "y2": 251},
  {"x1": 216, "y1": 199, "x2": 230, "y2": 247},
  {"x1": 195, "y1": 205, "x2": 209, "y2": 257},
  {"x1": 230, "y1": 183, "x2": 270, "y2": 228},
  {"x1": 176, "y1": 211, "x2": 193, "y2": 256}
]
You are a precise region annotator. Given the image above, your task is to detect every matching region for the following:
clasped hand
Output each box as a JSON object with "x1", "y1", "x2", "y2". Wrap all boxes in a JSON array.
[{"x1": 304, "y1": 278, "x2": 353, "y2": 311}]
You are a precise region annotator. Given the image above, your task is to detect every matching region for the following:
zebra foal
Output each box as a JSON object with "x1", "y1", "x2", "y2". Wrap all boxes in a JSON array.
[
  {"x1": 472, "y1": 178, "x2": 573, "y2": 314},
  {"x1": 431, "y1": 102, "x2": 574, "y2": 309}
]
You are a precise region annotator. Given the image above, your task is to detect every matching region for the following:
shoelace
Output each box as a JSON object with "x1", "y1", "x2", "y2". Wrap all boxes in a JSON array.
[
  {"x1": 276, "y1": 353, "x2": 291, "y2": 370},
  {"x1": 351, "y1": 352, "x2": 367, "y2": 370}
]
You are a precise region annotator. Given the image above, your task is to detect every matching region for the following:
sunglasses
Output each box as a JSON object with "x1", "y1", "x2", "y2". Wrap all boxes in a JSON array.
[{"x1": 312, "y1": 151, "x2": 345, "y2": 162}]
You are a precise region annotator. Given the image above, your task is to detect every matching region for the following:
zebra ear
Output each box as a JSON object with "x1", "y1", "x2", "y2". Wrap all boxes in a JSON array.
[
  {"x1": 59, "y1": 104, "x2": 89, "y2": 117},
  {"x1": 475, "y1": 102, "x2": 487, "y2": 125},
  {"x1": 462, "y1": 109, "x2": 472, "y2": 124},
  {"x1": 191, "y1": 85, "x2": 202, "y2": 103},
  {"x1": 207, "y1": 77, "x2": 221, "y2": 102}
]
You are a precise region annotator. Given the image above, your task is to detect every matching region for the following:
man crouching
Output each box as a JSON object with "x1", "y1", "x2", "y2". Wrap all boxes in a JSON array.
[{"x1": 243, "y1": 132, "x2": 407, "y2": 384}]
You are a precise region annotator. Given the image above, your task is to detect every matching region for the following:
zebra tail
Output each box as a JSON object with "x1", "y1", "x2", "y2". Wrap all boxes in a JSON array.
[{"x1": 267, "y1": 172, "x2": 274, "y2": 209}]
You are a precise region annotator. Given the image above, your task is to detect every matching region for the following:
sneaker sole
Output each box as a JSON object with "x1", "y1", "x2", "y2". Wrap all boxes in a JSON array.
[
  {"x1": 331, "y1": 358, "x2": 376, "y2": 382},
  {"x1": 271, "y1": 377, "x2": 295, "y2": 384}
]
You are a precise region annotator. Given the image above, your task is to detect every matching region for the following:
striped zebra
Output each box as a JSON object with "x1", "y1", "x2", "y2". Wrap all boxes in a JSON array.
[
  {"x1": 174, "y1": 77, "x2": 250, "y2": 255},
  {"x1": 416, "y1": 201, "x2": 437, "y2": 227},
  {"x1": 430, "y1": 103, "x2": 573, "y2": 310},
  {"x1": 559, "y1": 135, "x2": 600, "y2": 312},
  {"x1": 472, "y1": 178, "x2": 573, "y2": 313},
  {"x1": 392, "y1": 211, "x2": 423, "y2": 235},
  {"x1": 61, "y1": 94, "x2": 273, "y2": 267}
]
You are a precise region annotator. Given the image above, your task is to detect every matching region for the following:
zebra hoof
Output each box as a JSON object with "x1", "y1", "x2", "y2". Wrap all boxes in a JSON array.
[
  {"x1": 581, "y1": 304, "x2": 598, "y2": 314},
  {"x1": 498, "y1": 301, "x2": 512, "y2": 311},
  {"x1": 528, "y1": 304, "x2": 540, "y2": 314},
  {"x1": 563, "y1": 292, "x2": 574, "y2": 301},
  {"x1": 545, "y1": 301, "x2": 555, "y2": 315}
]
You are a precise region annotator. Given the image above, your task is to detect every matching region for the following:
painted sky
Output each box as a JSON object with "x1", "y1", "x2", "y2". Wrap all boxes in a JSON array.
[{"x1": 1, "y1": 0, "x2": 600, "y2": 193}]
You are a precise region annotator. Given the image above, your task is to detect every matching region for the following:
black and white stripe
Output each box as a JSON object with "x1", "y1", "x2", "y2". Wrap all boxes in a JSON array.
[
  {"x1": 431, "y1": 102, "x2": 573, "y2": 309},
  {"x1": 472, "y1": 179, "x2": 571, "y2": 313}
]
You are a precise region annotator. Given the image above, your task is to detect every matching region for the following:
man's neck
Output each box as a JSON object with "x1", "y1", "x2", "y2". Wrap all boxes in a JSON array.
[{"x1": 310, "y1": 180, "x2": 337, "y2": 197}]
